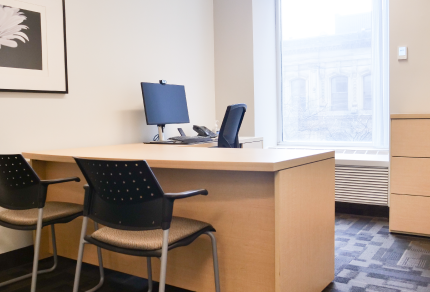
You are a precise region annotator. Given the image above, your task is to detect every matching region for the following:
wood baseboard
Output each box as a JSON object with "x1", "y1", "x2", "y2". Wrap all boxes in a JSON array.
[
  {"x1": 0, "y1": 245, "x2": 34, "y2": 270},
  {"x1": 335, "y1": 202, "x2": 389, "y2": 218}
]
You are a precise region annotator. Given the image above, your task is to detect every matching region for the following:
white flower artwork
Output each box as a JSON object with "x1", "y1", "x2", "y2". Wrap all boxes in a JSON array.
[{"x1": 0, "y1": 5, "x2": 29, "y2": 49}]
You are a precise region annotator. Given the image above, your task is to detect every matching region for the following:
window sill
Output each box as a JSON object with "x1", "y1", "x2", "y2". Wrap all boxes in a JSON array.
[{"x1": 272, "y1": 145, "x2": 389, "y2": 167}]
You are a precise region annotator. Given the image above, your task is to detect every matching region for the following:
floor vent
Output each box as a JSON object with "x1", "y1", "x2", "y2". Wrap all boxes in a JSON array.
[{"x1": 335, "y1": 165, "x2": 389, "y2": 206}]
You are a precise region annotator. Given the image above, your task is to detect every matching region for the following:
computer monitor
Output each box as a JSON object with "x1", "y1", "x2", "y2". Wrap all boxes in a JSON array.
[{"x1": 141, "y1": 82, "x2": 190, "y2": 141}]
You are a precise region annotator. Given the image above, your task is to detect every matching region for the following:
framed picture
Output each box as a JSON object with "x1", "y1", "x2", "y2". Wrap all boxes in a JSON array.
[{"x1": 0, "y1": 0, "x2": 68, "y2": 93}]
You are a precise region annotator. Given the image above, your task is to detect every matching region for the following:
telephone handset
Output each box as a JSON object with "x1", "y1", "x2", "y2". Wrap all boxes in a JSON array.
[{"x1": 193, "y1": 125, "x2": 217, "y2": 138}]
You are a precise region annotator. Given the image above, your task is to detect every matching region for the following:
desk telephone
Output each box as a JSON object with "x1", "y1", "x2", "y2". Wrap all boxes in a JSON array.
[
  {"x1": 168, "y1": 125, "x2": 217, "y2": 144},
  {"x1": 193, "y1": 125, "x2": 217, "y2": 138}
]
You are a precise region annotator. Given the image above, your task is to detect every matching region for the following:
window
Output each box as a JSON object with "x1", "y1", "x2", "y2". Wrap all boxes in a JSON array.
[
  {"x1": 279, "y1": 0, "x2": 389, "y2": 148},
  {"x1": 291, "y1": 78, "x2": 306, "y2": 112},
  {"x1": 363, "y1": 74, "x2": 372, "y2": 110},
  {"x1": 331, "y1": 76, "x2": 348, "y2": 111},
  {"x1": 291, "y1": 78, "x2": 307, "y2": 130}
]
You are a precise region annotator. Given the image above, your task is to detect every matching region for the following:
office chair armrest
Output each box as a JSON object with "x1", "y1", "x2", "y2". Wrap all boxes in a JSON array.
[
  {"x1": 165, "y1": 189, "x2": 208, "y2": 199},
  {"x1": 37, "y1": 177, "x2": 81, "y2": 208},
  {"x1": 162, "y1": 189, "x2": 208, "y2": 228},
  {"x1": 40, "y1": 177, "x2": 81, "y2": 185}
]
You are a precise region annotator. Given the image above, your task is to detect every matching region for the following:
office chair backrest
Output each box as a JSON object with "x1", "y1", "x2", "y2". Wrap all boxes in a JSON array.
[
  {"x1": 218, "y1": 104, "x2": 247, "y2": 148},
  {"x1": 0, "y1": 154, "x2": 41, "y2": 210},
  {"x1": 75, "y1": 158, "x2": 168, "y2": 231}
]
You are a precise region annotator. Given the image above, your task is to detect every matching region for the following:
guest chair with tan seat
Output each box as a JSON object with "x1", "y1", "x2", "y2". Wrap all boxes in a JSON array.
[
  {"x1": 0, "y1": 154, "x2": 82, "y2": 292},
  {"x1": 72, "y1": 158, "x2": 220, "y2": 292}
]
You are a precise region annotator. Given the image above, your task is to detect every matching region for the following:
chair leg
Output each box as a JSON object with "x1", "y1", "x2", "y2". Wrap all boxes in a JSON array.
[
  {"x1": 158, "y1": 229, "x2": 170, "y2": 292},
  {"x1": 30, "y1": 208, "x2": 44, "y2": 292},
  {"x1": 73, "y1": 216, "x2": 89, "y2": 292},
  {"x1": 205, "y1": 232, "x2": 220, "y2": 292},
  {"x1": 86, "y1": 222, "x2": 105, "y2": 292},
  {"x1": 147, "y1": 257, "x2": 153, "y2": 292},
  {"x1": 48, "y1": 224, "x2": 58, "y2": 272},
  {"x1": 0, "y1": 222, "x2": 59, "y2": 289}
]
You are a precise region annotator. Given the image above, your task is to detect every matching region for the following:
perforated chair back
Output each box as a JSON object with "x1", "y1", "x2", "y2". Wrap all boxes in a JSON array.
[
  {"x1": 0, "y1": 154, "x2": 41, "y2": 210},
  {"x1": 74, "y1": 158, "x2": 168, "y2": 231},
  {"x1": 218, "y1": 104, "x2": 247, "y2": 148}
]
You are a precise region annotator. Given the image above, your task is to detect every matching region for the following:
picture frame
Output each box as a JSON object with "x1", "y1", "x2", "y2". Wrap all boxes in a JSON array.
[{"x1": 0, "y1": 0, "x2": 68, "y2": 93}]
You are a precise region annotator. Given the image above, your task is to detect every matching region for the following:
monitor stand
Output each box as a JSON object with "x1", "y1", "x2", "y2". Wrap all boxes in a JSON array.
[{"x1": 158, "y1": 124, "x2": 165, "y2": 141}]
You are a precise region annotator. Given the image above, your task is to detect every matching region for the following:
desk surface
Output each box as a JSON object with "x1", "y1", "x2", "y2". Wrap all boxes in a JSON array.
[{"x1": 23, "y1": 143, "x2": 334, "y2": 172}]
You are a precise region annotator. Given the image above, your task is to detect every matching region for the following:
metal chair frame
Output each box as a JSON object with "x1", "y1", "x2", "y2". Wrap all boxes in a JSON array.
[
  {"x1": 0, "y1": 212, "x2": 78, "y2": 292},
  {"x1": 73, "y1": 217, "x2": 220, "y2": 292},
  {"x1": 0, "y1": 154, "x2": 81, "y2": 292},
  {"x1": 72, "y1": 158, "x2": 220, "y2": 292}
]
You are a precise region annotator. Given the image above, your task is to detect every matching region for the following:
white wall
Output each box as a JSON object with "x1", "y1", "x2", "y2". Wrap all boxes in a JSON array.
[
  {"x1": 390, "y1": 0, "x2": 430, "y2": 114},
  {"x1": 213, "y1": 0, "x2": 255, "y2": 136},
  {"x1": 0, "y1": 0, "x2": 215, "y2": 253},
  {"x1": 214, "y1": 0, "x2": 278, "y2": 147}
]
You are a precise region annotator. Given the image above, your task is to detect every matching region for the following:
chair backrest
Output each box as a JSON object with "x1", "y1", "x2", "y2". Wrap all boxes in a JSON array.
[
  {"x1": 218, "y1": 104, "x2": 247, "y2": 148},
  {"x1": 0, "y1": 154, "x2": 41, "y2": 210},
  {"x1": 74, "y1": 158, "x2": 169, "y2": 231}
]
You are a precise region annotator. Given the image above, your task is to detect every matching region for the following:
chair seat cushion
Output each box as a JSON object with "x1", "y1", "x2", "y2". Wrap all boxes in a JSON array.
[
  {"x1": 91, "y1": 216, "x2": 211, "y2": 251},
  {"x1": 0, "y1": 202, "x2": 83, "y2": 226}
]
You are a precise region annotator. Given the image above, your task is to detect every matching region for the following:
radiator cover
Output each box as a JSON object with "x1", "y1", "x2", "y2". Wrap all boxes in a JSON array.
[{"x1": 335, "y1": 165, "x2": 389, "y2": 206}]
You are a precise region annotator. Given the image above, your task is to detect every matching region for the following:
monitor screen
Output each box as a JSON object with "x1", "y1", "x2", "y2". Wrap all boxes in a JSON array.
[{"x1": 141, "y1": 82, "x2": 190, "y2": 125}]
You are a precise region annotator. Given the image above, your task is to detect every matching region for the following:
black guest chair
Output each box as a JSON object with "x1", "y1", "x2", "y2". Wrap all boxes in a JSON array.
[
  {"x1": 218, "y1": 103, "x2": 247, "y2": 148},
  {"x1": 0, "y1": 154, "x2": 82, "y2": 292},
  {"x1": 73, "y1": 158, "x2": 220, "y2": 292}
]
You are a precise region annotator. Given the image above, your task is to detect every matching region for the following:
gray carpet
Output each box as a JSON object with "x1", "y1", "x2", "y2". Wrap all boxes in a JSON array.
[
  {"x1": 3, "y1": 214, "x2": 430, "y2": 291},
  {"x1": 324, "y1": 214, "x2": 430, "y2": 292}
]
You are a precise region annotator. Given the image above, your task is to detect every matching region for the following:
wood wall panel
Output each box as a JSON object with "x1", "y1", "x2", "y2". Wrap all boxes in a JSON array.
[
  {"x1": 391, "y1": 119, "x2": 430, "y2": 157},
  {"x1": 390, "y1": 194, "x2": 430, "y2": 235},
  {"x1": 390, "y1": 116, "x2": 430, "y2": 237},
  {"x1": 391, "y1": 157, "x2": 430, "y2": 197}
]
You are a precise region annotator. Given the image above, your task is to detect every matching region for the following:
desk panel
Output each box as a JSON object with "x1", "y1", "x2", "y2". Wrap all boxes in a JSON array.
[
  {"x1": 40, "y1": 161, "x2": 276, "y2": 292},
  {"x1": 276, "y1": 158, "x2": 334, "y2": 292},
  {"x1": 25, "y1": 145, "x2": 335, "y2": 292}
]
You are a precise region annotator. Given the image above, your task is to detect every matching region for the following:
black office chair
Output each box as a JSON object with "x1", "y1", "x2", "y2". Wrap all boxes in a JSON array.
[
  {"x1": 218, "y1": 103, "x2": 247, "y2": 148},
  {"x1": 0, "y1": 154, "x2": 82, "y2": 292},
  {"x1": 73, "y1": 158, "x2": 220, "y2": 292}
]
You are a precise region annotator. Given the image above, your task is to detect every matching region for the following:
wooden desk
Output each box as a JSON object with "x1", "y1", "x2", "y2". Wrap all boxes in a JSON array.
[{"x1": 23, "y1": 144, "x2": 335, "y2": 292}]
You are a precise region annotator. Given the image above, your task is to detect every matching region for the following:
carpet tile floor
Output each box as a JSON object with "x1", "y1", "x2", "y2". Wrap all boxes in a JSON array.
[
  {"x1": 324, "y1": 214, "x2": 430, "y2": 292},
  {"x1": 2, "y1": 214, "x2": 430, "y2": 291}
]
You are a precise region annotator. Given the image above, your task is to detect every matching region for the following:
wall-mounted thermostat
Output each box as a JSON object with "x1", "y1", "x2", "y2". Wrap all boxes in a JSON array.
[{"x1": 398, "y1": 46, "x2": 408, "y2": 60}]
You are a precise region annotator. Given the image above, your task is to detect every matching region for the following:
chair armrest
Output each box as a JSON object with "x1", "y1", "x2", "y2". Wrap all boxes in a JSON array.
[
  {"x1": 40, "y1": 177, "x2": 81, "y2": 185},
  {"x1": 162, "y1": 189, "x2": 208, "y2": 229},
  {"x1": 37, "y1": 177, "x2": 80, "y2": 208},
  {"x1": 164, "y1": 189, "x2": 208, "y2": 199}
]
